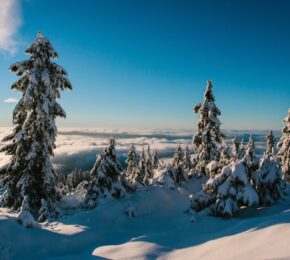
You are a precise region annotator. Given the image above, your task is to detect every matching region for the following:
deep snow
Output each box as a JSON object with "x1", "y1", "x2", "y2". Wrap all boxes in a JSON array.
[{"x1": 0, "y1": 178, "x2": 290, "y2": 259}]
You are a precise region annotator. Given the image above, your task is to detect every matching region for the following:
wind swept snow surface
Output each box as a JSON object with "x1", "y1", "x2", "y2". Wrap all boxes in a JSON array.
[{"x1": 0, "y1": 182, "x2": 290, "y2": 259}]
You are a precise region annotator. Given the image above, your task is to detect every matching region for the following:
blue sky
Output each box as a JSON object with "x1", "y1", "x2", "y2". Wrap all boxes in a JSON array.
[{"x1": 0, "y1": 0, "x2": 289, "y2": 130}]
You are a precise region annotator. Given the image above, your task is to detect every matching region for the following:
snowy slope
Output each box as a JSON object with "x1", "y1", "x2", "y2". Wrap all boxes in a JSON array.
[{"x1": 0, "y1": 180, "x2": 290, "y2": 259}]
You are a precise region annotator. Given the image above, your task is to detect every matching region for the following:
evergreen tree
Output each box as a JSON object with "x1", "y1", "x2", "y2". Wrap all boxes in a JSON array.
[
  {"x1": 231, "y1": 136, "x2": 240, "y2": 161},
  {"x1": 192, "y1": 80, "x2": 225, "y2": 176},
  {"x1": 266, "y1": 131, "x2": 275, "y2": 156},
  {"x1": 191, "y1": 159, "x2": 259, "y2": 217},
  {"x1": 152, "y1": 150, "x2": 159, "y2": 170},
  {"x1": 244, "y1": 135, "x2": 259, "y2": 177},
  {"x1": 172, "y1": 145, "x2": 187, "y2": 185},
  {"x1": 17, "y1": 195, "x2": 35, "y2": 228},
  {"x1": 0, "y1": 33, "x2": 72, "y2": 214},
  {"x1": 84, "y1": 138, "x2": 126, "y2": 208},
  {"x1": 277, "y1": 109, "x2": 290, "y2": 179},
  {"x1": 124, "y1": 145, "x2": 143, "y2": 186},
  {"x1": 183, "y1": 146, "x2": 192, "y2": 171},
  {"x1": 139, "y1": 148, "x2": 147, "y2": 183},
  {"x1": 66, "y1": 168, "x2": 90, "y2": 191},
  {"x1": 253, "y1": 153, "x2": 287, "y2": 206}
]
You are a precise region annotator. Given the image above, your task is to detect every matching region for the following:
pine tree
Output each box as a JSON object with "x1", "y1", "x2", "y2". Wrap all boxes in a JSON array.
[
  {"x1": 124, "y1": 145, "x2": 143, "y2": 187},
  {"x1": 84, "y1": 138, "x2": 126, "y2": 208},
  {"x1": 266, "y1": 131, "x2": 275, "y2": 156},
  {"x1": 183, "y1": 146, "x2": 192, "y2": 171},
  {"x1": 139, "y1": 148, "x2": 147, "y2": 184},
  {"x1": 172, "y1": 145, "x2": 187, "y2": 185},
  {"x1": 277, "y1": 109, "x2": 290, "y2": 179},
  {"x1": 243, "y1": 135, "x2": 259, "y2": 177},
  {"x1": 17, "y1": 195, "x2": 35, "y2": 228},
  {"x1": 0, "y1": 33, "x2": 72, "y2": 214},
  {"x1": 191, "y1": 159, "x2": 259, "y2": 217},
  {"x1": 192, "y1": 80, "x2": 225, "y2": 176},
  {"x1": 231, "y1": 136, "x2": 240, "y2": 161},
  {"x1": 153, "y1": 150, "x2": 159, "y2": 169}
]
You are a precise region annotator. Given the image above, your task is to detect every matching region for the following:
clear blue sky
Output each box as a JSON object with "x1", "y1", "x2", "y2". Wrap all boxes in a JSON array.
[{"x1": 0, "y1": 0, "x2": 289, "y2": 130}]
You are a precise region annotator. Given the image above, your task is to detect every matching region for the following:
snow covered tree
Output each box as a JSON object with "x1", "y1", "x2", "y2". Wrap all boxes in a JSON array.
[
  {"x1": 192, "y1": 80, "x2": 225, "y2": 176},
  {"x1": 191, "y1": 159, "x2": 259, "y2": 217},
  {"x1": 17, "y1": 195, "x2": 35, "y2": 228},
  {"x1": 37, "y1": 199, "x2": 49, "y2": 222},
  {"x1": 183, "y1": 146, "x2": 192, "y2": 171},
  {"x1": 253, "y1": 154, "x2": 287, "y2": 206},
  {"x1": 266, "y1": 131, "x2": 276, "y2": 156},
  {"x1": 66, "y1": 168, "x2": 90, "y2": 191},
  {"x1": 124, "y1": 145, "x2": 143, "y2": 187},
  {"x1": 153, "y1": 150, "x2": 159, "y2": 169},
  {"x1": 172, "y1": 145, "x2": 187, "y2": 185},
  {"x1": 230, "y1": 136, "x2": 240, "y2": 161},
  {"x1": 139, "y1": 148, "x2": 147, "y2": 183},
  {"x1": 84, "y1": 138, "x2": 126, "y2": 208},
  {"x1": 277, "y1": 109, "x2": 290, "y2": 179},
  {"x1": 243, "y1": 135, "x2": 259, "y2": 177},
  {"x1": 144, "y1": 146, "x2": 154, "y2": 184},
  {"x1": 0, "y1": 33, "x2": 72, "y2": 214}
]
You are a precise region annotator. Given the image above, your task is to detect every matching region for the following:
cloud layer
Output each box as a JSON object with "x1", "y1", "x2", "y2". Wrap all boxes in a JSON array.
[
  {"x1": 0, "y1": 128, "x2": 275, "y2": 175},
  {"x1": 0, "y1": 0, "x2": 22, "y2": 54}
]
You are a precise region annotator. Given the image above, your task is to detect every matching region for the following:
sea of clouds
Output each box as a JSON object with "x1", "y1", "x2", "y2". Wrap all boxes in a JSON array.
[{"x1": 0, "y1": 127, "x2": 279, "y2": 175}]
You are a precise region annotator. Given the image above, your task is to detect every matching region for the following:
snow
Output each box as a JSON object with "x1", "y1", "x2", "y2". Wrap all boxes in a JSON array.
[{"x1": 1, "y1": 182, "x2": 290, "y2": 259}]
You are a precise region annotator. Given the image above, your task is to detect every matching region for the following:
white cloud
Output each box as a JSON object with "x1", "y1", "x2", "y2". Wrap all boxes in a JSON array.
[
  {"x1": 4, "y1": 97, "x2": 18, "y2": 103},
  {"x1": 0, "y1": 127, "x2": 269, "y2": 175},
  {"x1": 0, "y1": 0, "x2": 22, "y2": 54}
]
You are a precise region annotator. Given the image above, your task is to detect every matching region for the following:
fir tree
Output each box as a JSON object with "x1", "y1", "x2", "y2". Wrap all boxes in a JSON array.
[
  {"x1": 84, "y1": 138, "x2": 126, "y2": 208},
  {"x1": 266, "y1": 131, "x2": 275, "y2": 156},
  {"x1": 153, "y1": 150, "x2": 159, "y2": 170},
  {"x1": 231, "y1": 136, "x2": 240, "y2": 161},
  {"x1": 192, "y1": 80, "x2": 225, "y2": 176},
  {"x1": 172, "y1": 145, "x2": 187, "y2": 185},
  {"x1": 191, "y1": 159, "x2": 259, "y2": 217},
  {"x1": 0, "y1": 33, "x2": 72, "y2": 214},
  {"x1": 253, "y1": 153, "x2": 287, "y2": 206},
  {"x1": 183, "y1": 146, "x2": 192, "y2": 171},
  {"x1": 277, "y1": 109, "x2": 290, "y2": 179},
  {"x1": 124, "y1": 145, "x2": 143, "y2": 187},
  {"x1": 244, "y1": 135, "x2": 259, "y2": 177},
  {"x1": 17, "y1": 195, "x2": 35, "y2": 228},
  {"x1": 139, "y1": 148, "x2": 147, "y2": 184}
]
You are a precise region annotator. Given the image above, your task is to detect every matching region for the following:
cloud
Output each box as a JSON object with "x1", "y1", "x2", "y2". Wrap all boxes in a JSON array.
[
  {"x1": 4, "y1": 98, "x2": 18, "y2": 103},
  {"x1": 0, "y1": 128, "x2": 271, "y2": 175},
  {"x1": 0, "y1": 0, "x2": 22, "y2": 54}
]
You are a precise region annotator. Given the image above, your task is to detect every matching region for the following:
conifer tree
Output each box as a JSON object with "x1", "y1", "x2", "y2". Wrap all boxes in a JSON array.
[
  {"x1": 143, "y1": 146, "x2": 154, "y2": 185},
  {"x1": 124, "y1": 145, "x2": 143, "y2": 186},
  {"x1": 0, "y1": 33, "x2": 72, "y2": 214},
  {"x1": 183, "y1": 146, "x2": 192, "y2": 171},
  {"x1": 153, "y1": 150, "x2": 159, "y2": 170},
  {"x1": 192, "y1": 80, "x2": 225, "y2": 176},
  {"x1": 266, "y1": 131, "x2": 275, "y2": 156},
  {"x1": 139, "y1": 148, "x2": 147, "y2": 183},
  {"x1": 231, "y1": 136, "x2": 240, "y2": 161},
  {"x1": 277, "y1": 109, "x2": 290, "y2": 178},
  {"x1": 244, "y1": 135, "x2": 259, "y2": 177},
  {"x1": 172, "y1": 145, "x2": 186, "y2": 185},
  {"x1": 84, "y1": 138, "x2": 126, "y2": 208}
]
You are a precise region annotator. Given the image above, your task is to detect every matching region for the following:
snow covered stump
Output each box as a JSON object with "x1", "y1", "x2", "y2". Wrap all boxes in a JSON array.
[{"x1": 0, "y1": 32, "x2": 72, "y2": 224}]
